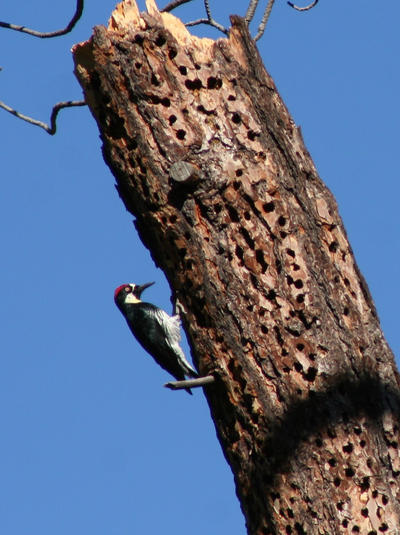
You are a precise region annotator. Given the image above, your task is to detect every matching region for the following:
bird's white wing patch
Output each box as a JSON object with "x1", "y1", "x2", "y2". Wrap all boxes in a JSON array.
[{"x1": 153, "y1": 308, "x2": 182, "y2": 345}]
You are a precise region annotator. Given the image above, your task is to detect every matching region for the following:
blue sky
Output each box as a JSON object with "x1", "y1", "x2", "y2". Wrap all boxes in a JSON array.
[{"x1": 0, "y1": 1, "x2": 398, "y2": 534}]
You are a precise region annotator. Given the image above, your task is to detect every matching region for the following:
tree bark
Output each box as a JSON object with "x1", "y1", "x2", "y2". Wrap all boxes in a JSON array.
[{"x1": 73, "y1": 1, "x2": 400, "y2": 533}]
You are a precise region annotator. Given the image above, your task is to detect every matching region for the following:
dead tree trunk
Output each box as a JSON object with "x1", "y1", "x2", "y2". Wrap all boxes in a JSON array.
[{"x1": 73, "y1": 1, "x2": 400, "y2": 532}]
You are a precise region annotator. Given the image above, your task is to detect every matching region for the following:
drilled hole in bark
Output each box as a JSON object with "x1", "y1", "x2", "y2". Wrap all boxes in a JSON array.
[
  {"x1": 304, "y1": 367, "x2": 317, "y2": 382},
  {"x1": 134, "y1": 34, "x2": 144, "y2": 44},
  {"x1": 296, "y1": 343, "x2": 304, "y2": 351},
  {"x1": 352, "y1": 527, "x2": 360, "y2": 533},
  {"x1": 197, "y1": 104, "x2": 215, "y2": 115},
  {"x1": 329, "y1": 241, "x2": 338, "y2": 252},
  {"x1": 176, "y1": 129, "x2": 186, "y2": 140},
  {"x1": 169, "y1": 115, "x2": 177, "y2": 125},
  {"x1": 285, "y1": 526, "x2": 292, "y2": 534},
  {"x1": 294, "y1": 279, "x2": 304, "y2": 289},
  {"x1": 308, "y1": 353, "x2": 316, "y2": 361},
  {"x1": 240, "y1": 227, "x2": 255, "y2": 249},
  {"x1": 235, "y1": 245, "x2": 244, "y2": 261},
  {"x1": 315, "y1": 438, "x2": 323, "y2": 447},
  {"x1": 235, "y1": 169, "x2": 243, "y2": 177},
  {"x1": 360, "y1": 508, "x2": 368, "y2": 518},
  {"x1": 250, "y1": 273, "x2": 258, "y2": 289},
  {"x1": 263, "y1": 201, "x2": 275, "y2": 213},
  {"x1": 233, "y1": 181, "x2": 241, "y2": 191},
  {"x1": 379, "y1": 525, "x2": 388, "y2": 533},
  {"x1": 248, "y1": 130, "x2": 259, "y2": 141},
  {"x1": 328, "y1": 457, "x2": 337, "y2": 467},
  {"x1": 382, "y1": 495, "x2": 388, "y2": 505},
  {"x1": 215, "y1": 203, "x2": 222, "y2": 214},
  {"x1": 185, "y1": 78, "x2": 202, "y2": 90},
  {"x1": 343, "y1": 443, "x2": 353, "y2": 453},
  {"x1": 280, "y1": 231, "x2": 287, "y2": 239},
  {"x1": 294, "y1": 361, "x2": 303, "y2": 372},
  {"x1": 282, "y1": 348, "x2": 289, "y2": 356},
  {"x1": 228, "y1": 94, "x2": 236, "y2": 101},
  {"x1": 287, "y1": 248, "x2": 295, "y2": 257},
  {"x1": 169, "y1": 215, "x2": 177, "y2": 224},
  {"x1": 334, "y1": 477, "x2": 341, "y2": 487},
  {"x1": 151, "y1": 73, "x2": 160, "y2": 86},
  {"x1": 344, "y1": 278, "x2": 350, "y2": 287},
  {"x1": 182, "y1": 108, "x2": 189, "y2": 114},
  {"x1": 353, "y1": 426, "x2": 362, "y2": 435},
  {"x1": 294, "y1": 523, "x2": 306, "y2": 535},
  {"x1": 207, "y1": 76, "x2": 222, "y2": 89},
  {"x1": 345, "y1": 467, "x2": 355, "y2": 477},
  {"x1": 368, "y1": 531, "x2": 377, "y2": 535},
  {"x1": 135, "y1": 62, "x2": 142, "y2": 69},
  {"x1": 228, "y1": 206, "x2": 240, "y2": 222},
  {"x1": 261, "y1": 325, "x2": 268, "y2": 334},
  {"x1": 278, "y1": 216, "x2": 287, "y2": 226},
  {"x1": 255, "y1": 250, "x2": 268, "y2": 273},
  {"x1": 327, "y1": 428, "x2": 337, "y2": 439},
  {"x1": 178, "y1": 65, "x2": 187, "y2": 75},
  {"x1": 372, "y1": 490, "x2": 378, "y2": 498},
  {"x1": 360, "y1": 477, "x2": 370, "y2": 491},
  {"x1": 343, "y1": 306, "x2": 350, "y2": 316},
  {"x1": 342, "y1": 520, "x2": 349, "y2": 528},
  {"x1": 293, "y1": 264, "x2": 300, "y2": 271},
  {"x1": 287, "y1": 508, "x2": 294, "y2": 519},
  {"x1": 155, "y1": 34, "x2": 166, "y2": 46},
  {"x1": 244, "y1": 211, "x2": 251, "y2": 220},
  {"x1": 296, "y1": 294, "x2": 305, "y2": 304},
  {"x1": 127, "y1": 138, "x2": 138, "y2": 151},
  {"x1": 232, "y1": 112, "x2": 241, "y2": 124},
  {"x1": 276, "y1": 259, "x2": 282, "y2": 273},
  {"x1": 161, "y1": 98, "x2": 171, "y2": 107},
  {"x1": 360, "y1": 439, "x2": 366, "y2": 448},
  {"x1": 267, "y1": 289, "x2": 277, "y2": 301},
  {"x1": 168, "y1": 47, "x2": 177, "y2": 59}
]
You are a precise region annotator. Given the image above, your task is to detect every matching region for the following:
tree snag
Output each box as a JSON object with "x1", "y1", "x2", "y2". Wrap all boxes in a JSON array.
[{"x1": 73, "y1": 1, "x2": 400, "y2": 533}]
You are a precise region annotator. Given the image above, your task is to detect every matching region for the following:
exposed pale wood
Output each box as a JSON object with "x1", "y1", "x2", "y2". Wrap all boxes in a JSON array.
[{"x1": 73, "y1": 2, "x2": 400, "y2": 533}]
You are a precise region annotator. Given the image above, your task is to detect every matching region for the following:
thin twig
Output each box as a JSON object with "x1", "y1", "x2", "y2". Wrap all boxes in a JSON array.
[
  {"x1": 254, "y1": 0, "x2": 276, "y2": 41},
  {"x1": 164, "y1": 375, "x2": 216, "y2": 391},
  {"x1": 0, "y1": 99, "x2": 86, "y2": 135},
  {"x1": 244, "y1": 0, "x2": 260, "y2": 24},
  {"x1": 0, "y1": 0, "x2": 84, "y2": 38},
  {"x1": 287, "y1": 0, "x2": 319, "y2": 11},
  {"x1": 161, "y1": 0, "x2": 194, "y2": 13},
  {"x1": 185, "y1": 0, "x2": 228, "y2": 35}
]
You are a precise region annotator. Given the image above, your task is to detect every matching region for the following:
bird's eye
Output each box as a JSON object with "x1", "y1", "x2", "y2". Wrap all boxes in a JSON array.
[{"x1": 125, "y1": 286, "x2": 131, "y2": 293}]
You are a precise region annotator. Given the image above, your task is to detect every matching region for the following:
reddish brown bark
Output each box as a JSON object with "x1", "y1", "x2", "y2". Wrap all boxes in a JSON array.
[{"x1": 73, "y1": 1, "x2": 400, "y2": 533}]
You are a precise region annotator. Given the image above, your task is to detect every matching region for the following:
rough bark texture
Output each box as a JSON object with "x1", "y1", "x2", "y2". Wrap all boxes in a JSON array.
[{"x1": 73, "y1": 1, "x2": 400, "y2": 533}]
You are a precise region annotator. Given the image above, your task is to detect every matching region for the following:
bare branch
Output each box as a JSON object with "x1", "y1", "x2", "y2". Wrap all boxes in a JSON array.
[
  {"x1": 161, "y1": 0, "x2": 194, "y2": 13},
  {"x1": 254, "y1": 0, "x2": 276, "y2": 41},
  {"x1": 164, "y1": 375, "x2": 215, "y2": 391},
  {"x1": 245, "y1": 0, "x2": 260, "y2": 24},
  {"x1": 0, "y1": 0, "x2": 84, "y2": 38},
  {"x1": 185, "y1": 0, "x2": 228, "y2": 35},
  {"x1": 287, "y1": 0, "x2": 319, "y2": 11},
  {"x1": 0, "y1": 99, "x2": 86, "y2": 135}
]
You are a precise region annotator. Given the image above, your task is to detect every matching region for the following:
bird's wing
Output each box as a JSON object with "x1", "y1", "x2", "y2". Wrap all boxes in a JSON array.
[{"x1": 153, "y1": 308, "x2": 182, "y2": 345}]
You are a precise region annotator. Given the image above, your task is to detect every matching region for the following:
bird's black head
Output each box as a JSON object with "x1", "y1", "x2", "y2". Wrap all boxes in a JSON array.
[{"x1": 114, "y1": 282, "x2": 155, "y2": 308}]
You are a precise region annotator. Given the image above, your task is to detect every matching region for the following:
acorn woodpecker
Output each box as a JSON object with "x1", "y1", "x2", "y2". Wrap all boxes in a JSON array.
[{"x1": 114, "y1": 282, "x2": 198, "y2": 394}]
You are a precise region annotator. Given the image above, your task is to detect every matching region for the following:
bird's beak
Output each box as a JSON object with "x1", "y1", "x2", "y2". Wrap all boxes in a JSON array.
[{"x1": 136, "y1": 281, "x2": 155, "y2": 297}]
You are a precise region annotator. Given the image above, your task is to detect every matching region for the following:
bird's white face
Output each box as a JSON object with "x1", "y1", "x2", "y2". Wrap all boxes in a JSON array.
[{"x1": 124, "y1": 284, "x2": 142, "y2": 304}]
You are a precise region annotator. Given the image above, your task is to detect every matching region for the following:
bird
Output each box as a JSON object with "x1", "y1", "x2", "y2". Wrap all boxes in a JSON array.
[{"x1": 114, "y1": 282, "x2": 198, "y2": 394}]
